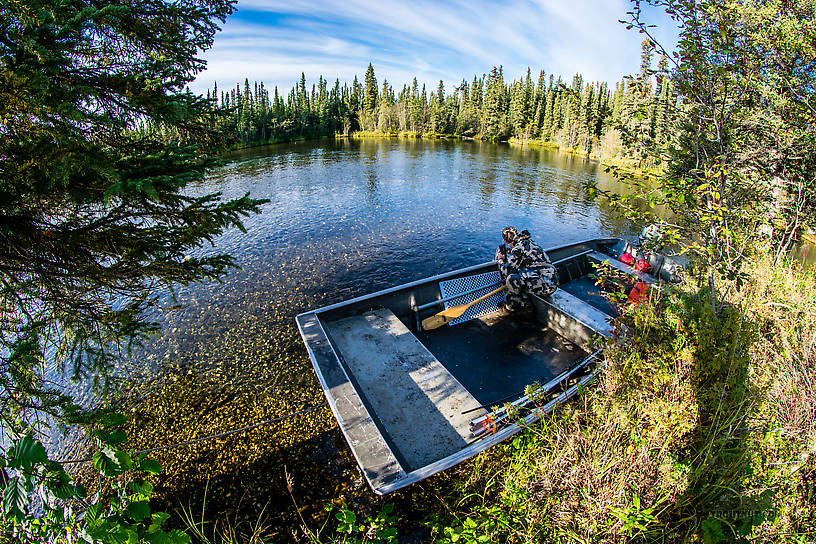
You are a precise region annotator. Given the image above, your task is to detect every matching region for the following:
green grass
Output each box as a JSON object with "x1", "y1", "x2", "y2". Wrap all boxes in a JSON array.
[
  {"x1": 347, "y1": 130, "x2": 462, "y2": 140},
  {"x1": 418, "y1": 253, "x2": 815, "y2": 543}
]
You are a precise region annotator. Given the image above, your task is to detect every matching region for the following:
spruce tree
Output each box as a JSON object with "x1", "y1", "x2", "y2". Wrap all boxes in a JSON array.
[
  {"x1": 654, "y1": 55, "x2": 671, "y2": 146},
  {"x1": 350, "y1": 75, "x2": 361, "y2": 113},
  {"x1": 409, "y1": 78, "x2": 421, "y2": 131},
  {"x1": 241, "y1": 77, "x2": 252, "y2": 142},
  {"x1": 420, "y1": 83, "x2": 428, "y2": 132},
  {"x1": 532, "y1": 70, "x2": 546, "y2": 137},
  {"x1": 481, "y1": 66, "x2": 507, "y2": 139},
  {"x1": 433, "y1": 80, "x2": 446, "y2": 133},
  {"x1": 377, "y1": 78, "x2": 394, "y2": 133},
  {"x1": 543, "y1": 76, "x2": 556, "y2": 140},
  {"x1": 522, "y1": 68, "x2": 533, "y2": 136},
  {"x1": 363, "y1": 63, "x2": 378, "y2": 115},
  {"x1": 508, "y1": 81, "x2": 526, "y2": 139},
  {"x1": 299, "y1": 72, "x2": 308, "y2": 111},
  {"x1": 471, "y1": 75, "x2": 483, "y2": 110},
  {"x1": 629, "y1": 39, "x2": 656, "y2": 141},
  {"x1": 0, "y1": 0, "x2": 264, "y2": 530}
]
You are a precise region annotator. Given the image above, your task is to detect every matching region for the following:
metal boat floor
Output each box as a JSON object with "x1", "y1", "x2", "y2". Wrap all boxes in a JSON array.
[
  {"x1": 417, "y1": 312, "x2": 585, "y2": 407},
  {"x1": 324, "y1": 309, "x2": 485, "y2": 472}
]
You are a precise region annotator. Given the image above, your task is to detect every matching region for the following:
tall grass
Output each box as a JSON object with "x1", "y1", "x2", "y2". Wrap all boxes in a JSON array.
[
  {"x1": 426, "y1": 253, "x2": 815, "y2": 543},
  {"x1": 179, "y1": 479, "x2": 274, "y2": 544}
]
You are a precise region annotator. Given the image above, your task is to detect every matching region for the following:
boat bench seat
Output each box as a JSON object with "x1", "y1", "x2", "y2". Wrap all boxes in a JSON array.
[
  {"x1": 324, "y1": 308, "x2": 485, "y2": 471},
  {"x1": 586, "y1": 251, "x2": 658, "y2": 284},
  {"x1": 532, "y1": 289, "x2": 615, "y2": 348}
]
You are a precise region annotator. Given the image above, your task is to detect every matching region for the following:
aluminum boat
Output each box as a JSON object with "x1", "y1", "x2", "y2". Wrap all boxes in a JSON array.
[{"x1": 296, "y1": 237, "x2": 681, "y2": 494}]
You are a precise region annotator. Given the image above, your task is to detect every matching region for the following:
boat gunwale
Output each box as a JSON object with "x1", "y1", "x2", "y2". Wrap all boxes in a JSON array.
[
  {"x1": 297, "y1": 312, "x2": 407, "y2": 490},
  {"x1": 374, "y1": 359, "x2": 602, "y2": 494}
]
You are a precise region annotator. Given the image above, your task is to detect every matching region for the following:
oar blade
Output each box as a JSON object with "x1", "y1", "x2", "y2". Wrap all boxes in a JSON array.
[
  {"x1": 421, "y1": 285, "x2": 506, "y2": 331},
  {"x1": 421, "y1": 304, "x2": 468, "y2": 331},
  {"x1": 421, "y1": 313, "x2": 451, "y2": 331}
]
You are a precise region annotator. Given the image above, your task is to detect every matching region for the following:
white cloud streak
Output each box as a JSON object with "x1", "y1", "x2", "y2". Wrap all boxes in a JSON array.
[{"x1": 192, "y1": 0, "x2": 678, "y2": 95}]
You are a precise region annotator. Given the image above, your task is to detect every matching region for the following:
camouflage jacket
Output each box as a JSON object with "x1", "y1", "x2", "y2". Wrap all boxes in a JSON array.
[{"x1": 498, "y1": 230, "x2": 553, "y2": 276}]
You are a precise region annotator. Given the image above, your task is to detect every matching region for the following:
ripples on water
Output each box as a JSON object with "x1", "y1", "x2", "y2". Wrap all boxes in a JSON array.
[
  {"x1": 193, "y1": 140, "x2": 636, "y2": 300},
  {"x1": 82, "y1": 139, "x2": 659, "y2": 538}
]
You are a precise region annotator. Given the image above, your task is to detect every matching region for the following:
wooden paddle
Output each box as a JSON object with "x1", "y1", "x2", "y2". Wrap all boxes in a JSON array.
[{"x1": 421, "y1": 285, "x2": 506, "y2": 331}]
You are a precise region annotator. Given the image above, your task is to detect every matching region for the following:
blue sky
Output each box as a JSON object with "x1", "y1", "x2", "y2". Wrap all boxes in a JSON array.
[{"x1": 193, "y1": 0, "x2": 678, "y2": 95}]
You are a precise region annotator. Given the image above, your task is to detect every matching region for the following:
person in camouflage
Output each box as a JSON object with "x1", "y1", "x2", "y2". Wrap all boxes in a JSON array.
[{"x1": 495, "y1": 226, "x2": 559, "y2": 312}]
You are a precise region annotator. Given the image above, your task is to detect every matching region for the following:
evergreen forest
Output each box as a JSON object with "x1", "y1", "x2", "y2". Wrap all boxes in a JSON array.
[{"x1": 193, "y1": 40, "x2": 672, "y2": 168}]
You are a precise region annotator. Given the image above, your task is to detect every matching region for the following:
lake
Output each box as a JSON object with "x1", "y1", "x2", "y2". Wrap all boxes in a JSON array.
[{"x1": 112, "y1": 138, "x2": 663, "y2": 537}]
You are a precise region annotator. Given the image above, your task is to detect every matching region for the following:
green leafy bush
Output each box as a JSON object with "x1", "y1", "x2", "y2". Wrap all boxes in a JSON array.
[
  {"x1": 0, "y1": 413, "x2": 188, "y2": 544},
  {"x1": 299, "y1": 503, "x2": 398, "y2": 544}
]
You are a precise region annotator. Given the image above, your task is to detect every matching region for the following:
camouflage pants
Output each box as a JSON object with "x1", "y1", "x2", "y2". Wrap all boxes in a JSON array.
[{"x1": 504, "y1": 266, "x2": 559, "y2": 311}]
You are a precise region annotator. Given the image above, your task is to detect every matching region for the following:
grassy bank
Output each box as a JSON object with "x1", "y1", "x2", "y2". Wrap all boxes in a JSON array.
[
  {"x1": 508, "y1": 137, "x2": 662, "y2": 180},
  {"x1": 427, "y1": 253, "x2": 815, "y2": 542},
  {"x1": 348, "y1": 132, "x2": 662, "y2": 179},
  {"x1": 296, "y1": 253, "x2": 815, "y2": 543},
  {"x1": 346, "y1": 130, "x2": 464, "y2": 140}
]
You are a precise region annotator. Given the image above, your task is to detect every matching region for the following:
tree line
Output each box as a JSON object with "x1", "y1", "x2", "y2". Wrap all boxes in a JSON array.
[{"x1": 200, "y1": 41, "x2": 674, "y2": 164}]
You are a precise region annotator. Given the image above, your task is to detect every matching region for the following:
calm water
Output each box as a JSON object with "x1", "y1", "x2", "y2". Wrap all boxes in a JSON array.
[
  {"x1": 132, "y1": 138, "x2": 650, "y2": 389},
  {"x1": 175, "y1": 137, "x2": 640, "y2": 338},
  {"x1": 95, "y1": 139, "x2": 664, "y2": 537}
]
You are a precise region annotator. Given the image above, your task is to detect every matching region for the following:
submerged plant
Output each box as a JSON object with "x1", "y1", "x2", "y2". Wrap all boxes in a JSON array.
[{"x1": 294, "y1": 503, "x2": 398, "y2": 544}]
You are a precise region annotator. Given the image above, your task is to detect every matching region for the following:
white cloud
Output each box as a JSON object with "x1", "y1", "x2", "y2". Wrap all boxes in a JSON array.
[{"x1": 192, "y1": 0, "x2": 678, "y2": 95}]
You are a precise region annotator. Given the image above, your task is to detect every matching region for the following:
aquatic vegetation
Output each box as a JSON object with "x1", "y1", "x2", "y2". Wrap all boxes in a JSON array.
[{"x1": 121, "y1": 328, "x2": 349, "y2": 540}]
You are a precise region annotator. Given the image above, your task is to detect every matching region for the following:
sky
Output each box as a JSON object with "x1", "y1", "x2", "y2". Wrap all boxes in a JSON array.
[{"x1": 192, "y1": 0, "x2": 679, "y2": 96}]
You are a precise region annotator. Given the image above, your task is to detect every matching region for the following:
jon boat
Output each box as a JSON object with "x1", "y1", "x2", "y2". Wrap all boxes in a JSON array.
[{"x1": 296, "y1": 237, "x2": 681, "y2": 495}]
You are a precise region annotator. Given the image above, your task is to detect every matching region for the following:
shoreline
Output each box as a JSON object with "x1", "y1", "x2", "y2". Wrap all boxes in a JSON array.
[
  {"x1": 507, "y1": 136, "x2": 662, "y2": 179},
  {"x1": 221, "y1": 133, "x2": 660, "y2": 179}
]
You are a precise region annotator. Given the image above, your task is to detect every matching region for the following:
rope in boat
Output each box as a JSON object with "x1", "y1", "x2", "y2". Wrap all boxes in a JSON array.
[{"x1": 59, "y1": 402, "x2": 327, "y2": 465}]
